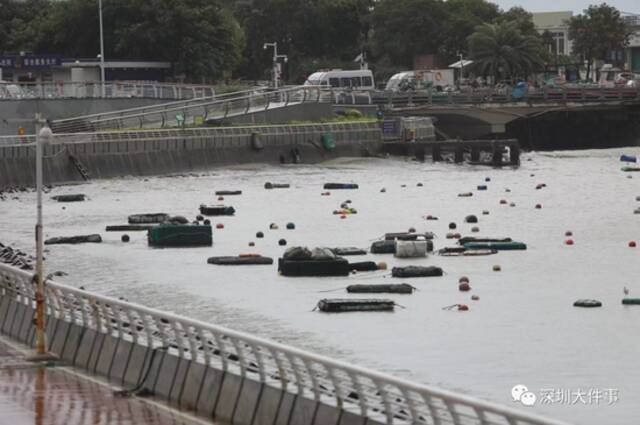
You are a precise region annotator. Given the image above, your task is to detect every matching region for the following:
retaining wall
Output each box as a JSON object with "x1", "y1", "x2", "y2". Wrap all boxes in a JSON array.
[
  {"x1": 0, "y1": 122, "x2": 382, "y2": 188},
  {"x1": 0, "y1": 98, "x2": 168, "y2": 136}
]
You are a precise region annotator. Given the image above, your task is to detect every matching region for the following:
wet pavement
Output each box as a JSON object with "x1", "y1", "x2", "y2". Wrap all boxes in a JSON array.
[{"x1": 0, "y1": 336, "x2": 208, "y2": 425}]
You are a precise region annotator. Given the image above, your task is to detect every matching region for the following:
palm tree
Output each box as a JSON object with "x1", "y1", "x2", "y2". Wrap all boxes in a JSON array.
[{"x1": 467, "y1": 21, "x2": 545, "y2": 83}]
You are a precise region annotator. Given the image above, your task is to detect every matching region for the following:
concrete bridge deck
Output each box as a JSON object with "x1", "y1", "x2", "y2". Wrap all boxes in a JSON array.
[{"x1": 0, "y1": 335, "x2": 206, "y2": 425}]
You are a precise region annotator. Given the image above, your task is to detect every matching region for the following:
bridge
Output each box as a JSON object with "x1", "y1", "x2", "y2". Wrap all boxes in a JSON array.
[
  {"x1": 0, "y1": 261, "x2": 568, "y2": 425},
  {"x1": 43, "y1": 85, "x2": 640, "y2": 147},
  {"x1": 50, "y1": 86, "x2": 330, "y2": 133}
]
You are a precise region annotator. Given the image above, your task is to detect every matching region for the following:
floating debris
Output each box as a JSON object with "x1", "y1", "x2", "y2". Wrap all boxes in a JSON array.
[
  {"x1": 215, "y1": 190, "x2": 242, "y2": 195},
  {"x1": 128, "y1": 213, "x2": 171, "y2": 224},
  {"x1": 391, "y1": 266, "x2": 443, "y2": 278},
  {"x1": 317, "y1": 298, "x2": 395, "y2": 312},
  {"x1": 51, "y1": 194, "x2": 86, "y2": 202},
  {"x1": 324, "y1": 183, "x2": 359, "y2": 189},
  {"x1": 207, "y1": 255, "x2": 273, "y2": 265},
  {"x1": 331, "y1": 247, "x2": 366, "y2": 256},
  {"x1": 45, "y1": 234, "x2": 102, "y2": 245},
  {"x1": 148, "y1": 225, "x2": 212, "y2": 247},
  {"x1": 346, "y1": 283, "x2": 414, "y2": 294},
  {"x1": 463, "y1": 241, "x2": 527, "y2": 251},
  {"x1": 573, "y1": 299, "x2": 602, "y2": 308},
  {"x1": 264, "y1": 182, "x2": 290, "y2": 189},
  {"x1": 199, "y1": 205, "x2": 235, "y2": 216},
  {"x1": 106, "y1": 225, "x2": 154, "y2": 231}
]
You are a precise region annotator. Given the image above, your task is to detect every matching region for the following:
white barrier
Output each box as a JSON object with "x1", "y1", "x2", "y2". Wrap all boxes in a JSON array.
[{"x1": 0, "y1": 262, "x2": 569, "y2": 425}]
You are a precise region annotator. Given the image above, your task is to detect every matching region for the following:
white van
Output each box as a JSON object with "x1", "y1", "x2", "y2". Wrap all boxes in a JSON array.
[
  {"x1": 385, "y1": 69, "x2": 455, "y2": 92},
  {"x1": 304, "y1": 69, "x2": 375, "y2": 90}
]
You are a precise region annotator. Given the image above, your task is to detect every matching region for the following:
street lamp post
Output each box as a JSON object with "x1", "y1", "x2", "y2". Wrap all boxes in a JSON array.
[
  {"x1": 98, "y1": 0, "x2": 106, "y2": 98},
  {"x1": 263, "y1": 42, "x2": 288, "y2": 89},
  {"x1": 31, "y1": 115, "x2": 54, "y2": 360}
]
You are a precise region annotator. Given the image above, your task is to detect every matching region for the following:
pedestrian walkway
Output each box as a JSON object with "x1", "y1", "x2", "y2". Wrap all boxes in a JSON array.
[{"x1": 0, "y1": 336, "x2": 209, "y2": 425}]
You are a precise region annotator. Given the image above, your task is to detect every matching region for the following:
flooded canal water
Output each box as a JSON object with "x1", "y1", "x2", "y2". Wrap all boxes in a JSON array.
[{"x1": 1, "y1": 149, "x2": 639, "y2": 424}]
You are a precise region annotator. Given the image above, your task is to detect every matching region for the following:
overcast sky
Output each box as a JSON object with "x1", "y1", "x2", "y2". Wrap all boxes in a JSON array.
[{"x1": 490, "y1": 0, "x2": 639, "y2": 14}]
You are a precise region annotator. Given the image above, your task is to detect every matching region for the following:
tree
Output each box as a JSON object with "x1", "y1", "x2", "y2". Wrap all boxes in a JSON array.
[
  {"x1": 235, "y1": 0, "x2": 371, "y2": 81},
  {"x1": 371, "y1": 0, "x2": 449, "y2": 68},
  {"x1": 440, "y1": 0, "x2": 501, "y2": 62},
  {"x1": 497, "y1": 6, "x2": 538, "y2": 37},
  {"x1": 468, "y1": 21, "x2": 546, "y2": 82},
  {"x1": 29, "y1": 0, "x2": 244, "y2": 82},
  {"x1": 0, "y1": 0, "x2": 52, "y2": 54},
  {"x1": 568, "y1": 3, "x2": 632, "y2": 80}
]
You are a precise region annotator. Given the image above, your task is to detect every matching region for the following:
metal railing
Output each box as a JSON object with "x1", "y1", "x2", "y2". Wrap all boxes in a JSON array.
[
  {"x1": 50, "y1": 85, "x2": 328, "y2": 133},
  {"x1": 0, "y1": 121, "x2": 378, "y2": 149},
  {"x1": 0, "y1": 81, "x2": 217, "y2": 101},
  {"x1": 335, "y1": 87, "x2": 640, "y2": 106},
  {"x1": 0, "y1": 262, "x2": 568, "y2": 425}
]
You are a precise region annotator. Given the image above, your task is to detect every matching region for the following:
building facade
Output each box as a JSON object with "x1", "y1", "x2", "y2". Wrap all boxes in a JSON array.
[
  {"x1": 532, "y1": 11, "x2": 573, "y2": 57},
  {"x1": 623, "y1": 15, "x2": 640, "y2": 73},
  {"x1": 0, "y1": 54, "x2": 171, "y2": 83}
]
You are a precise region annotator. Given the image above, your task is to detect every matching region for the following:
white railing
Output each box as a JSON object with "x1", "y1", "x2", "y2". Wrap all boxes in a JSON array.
[
  {"x1": 0, "y1": 262, "x2": 568, "y2": 425},
  {"x1": 0, "y1": 81, "x2": 217, "y2": 101},
  {"x1": 0, "y1": 121, "x2": 377, "y2": 148},
  {"x1": 50, "y1": 85, "x2": 327, "y2": 133}
]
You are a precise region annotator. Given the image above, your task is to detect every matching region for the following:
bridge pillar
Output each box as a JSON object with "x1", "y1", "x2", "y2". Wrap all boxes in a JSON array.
[
  {"x1": 492, "y1": 144, "x2": 503, "y2": 167},
  {"x1": 415, "y1": 145, "x2": 425, "y2": 162},
  {"x1": 510, "y1": 144, "x2": 520, "y2": 165},
  {"x1": 470, "y1": 147, "x2": 480, "y2": 162},
  {"x1": 432, "y1": 145, "x2": 442, "y2": 162},
  {"x1": 454, "y1": 146, "x2": 464, "y2": 163}
]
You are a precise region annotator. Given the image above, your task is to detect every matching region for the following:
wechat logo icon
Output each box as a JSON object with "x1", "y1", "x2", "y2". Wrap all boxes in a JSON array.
[{"x1": 512, "y1": 384, "x2": 537, "y2": 407}]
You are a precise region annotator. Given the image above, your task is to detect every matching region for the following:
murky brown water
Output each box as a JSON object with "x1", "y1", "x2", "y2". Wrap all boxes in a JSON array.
[{"x1": 1, "y1": 150, "x2": 639, "y2": 424}]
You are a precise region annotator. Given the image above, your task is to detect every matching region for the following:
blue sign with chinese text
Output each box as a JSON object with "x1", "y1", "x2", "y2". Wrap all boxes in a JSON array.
[{"x1": 0, "y1": 55, "x2": 62, "y2": 68}]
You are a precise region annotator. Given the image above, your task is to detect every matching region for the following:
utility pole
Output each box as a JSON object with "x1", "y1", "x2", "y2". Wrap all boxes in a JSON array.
[
  {"x1": 98, "y1": 0, "x2": 106, "y2": 98},
  {"x1": 263, "y1": 42, "x2": 288, "y2": 89},
  {"x1": 28, "y1": 114, "x2": 56, "y2": 362}
]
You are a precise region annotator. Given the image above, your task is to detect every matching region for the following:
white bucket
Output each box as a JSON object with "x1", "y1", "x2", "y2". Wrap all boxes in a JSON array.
[{"x1": 394, "y1": 239, "x2": 427, "y2": 258}]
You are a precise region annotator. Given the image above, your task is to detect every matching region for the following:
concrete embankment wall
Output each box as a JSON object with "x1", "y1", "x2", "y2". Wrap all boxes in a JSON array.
[
  {"x1": 0, "y1": 283, "x2": 373, "y2": 425},
  {"x1": 0, "y1": 98, "x2": 169, "y2": 136},
  {"x1": 214, "y1": 102, "x2": 334, "y2": 125},
  {"x1": 0, "y1": 122, "x2": 382, "y2": 188}
]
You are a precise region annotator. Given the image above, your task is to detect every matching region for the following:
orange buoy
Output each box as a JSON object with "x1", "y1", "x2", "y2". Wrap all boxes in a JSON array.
[
  {"x1": 629, "y1": 241, "x2": 637, "y2": 248},
  {"x1": 216, "y1": 223, "x2": 224, "y2": 229},
  {"x1": 565, "y1": 239, "x2": 574, "y2": 245},
  {"x1": 457, "y1": 304, "x2": 469, "y2": 311},
  {"x1": 377, "y1": 261, "x2": 388, "y2": 270},
  {"x1": 459, "y1": 276, "x2": 469, "y2": 284},
  {"x1": 471, "y1": 295, "x2": 480, "y2": 301},
  {"x1": 459, "y1": 283, "x2": 471, "y2": 291}
]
